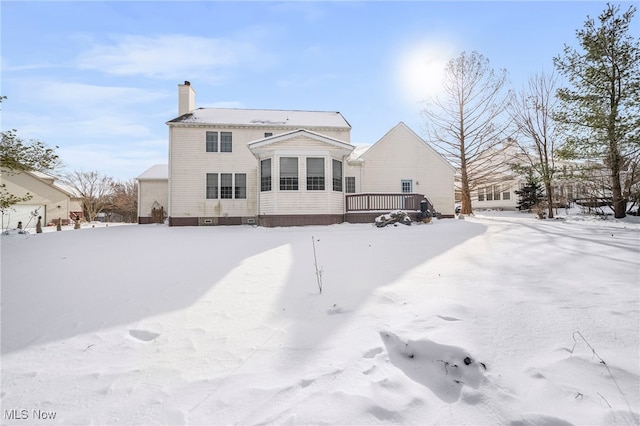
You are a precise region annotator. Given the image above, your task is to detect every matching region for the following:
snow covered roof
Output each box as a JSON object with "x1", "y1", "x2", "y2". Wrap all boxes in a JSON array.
[
  {"x1": 53, "y1": 182, "x2": 82, "y2": 198},
  {"x1": 137, "y1": 164, "x2": 168, "y2": 180},
  {"x1": 22, "y1": 170, "x2": 80, "y2": 198},
  {"x1": 348, "y1": 145, "x2": 372, "y2": 160},
  {"x1": 167, "y1": 108, "x2": 351, "y2": 129},
  {"x1": 29, "y1": 170, "x2": 55, "y2": 183}
]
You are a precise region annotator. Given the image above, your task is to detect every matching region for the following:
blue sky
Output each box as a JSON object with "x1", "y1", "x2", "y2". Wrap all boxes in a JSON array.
[{"x1": 1, "y1": 1, "x2": 633, "y2": 180}]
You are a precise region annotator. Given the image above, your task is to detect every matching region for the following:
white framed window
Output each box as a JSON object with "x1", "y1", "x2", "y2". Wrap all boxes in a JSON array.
[
  {"x1": 206, "y1": 132, "x2": 218, "y2": 152},
  {"x1": 502, "y1": 186, "x2": 511, "y2": 200},
  {"x1": 345, "y1": 177, "x2": 356, "y2": 193},
  {"x1": 401, "y1": 180, "x2": 412, "y2": 193},
  {"x1": 493, "y1": 185, "x2": 501, "y2": 201},
  {"x1": 486, "y1": 187, "x2": 493, "y2": 201},
  {"x1": 206, "y1": 173, "x2": 218, "y2": 199},
  {"x1": 235, "y1": 174, "x2": 246, "y2": 199},
  {"x1": 307, "y1": 158, "x2": 325, "y2": 191},
  {"x1": 220, "y1": 132, "x2": 232, "y2": 152},
  {"x1": 206, "y1": 131, "x2": 232, "y2": 152},
  {"x1": 261, "y1": 159, "x2": 272, "y2": 192},
  {"x1": 280, "y1": 157, "x2": 298, "y2": 190},
  {"x1": 206, "y1": 173, "x2": 246, "y2": 199},
  {"x1": 478, "y1": 188, "x2": 485, "y2": 201},
  {"x1": 220, "y1": 173, "x2": 233, "y2": 199},
  {"x1": 332, "y1": 159, "x2": 342, "y2": 192}
]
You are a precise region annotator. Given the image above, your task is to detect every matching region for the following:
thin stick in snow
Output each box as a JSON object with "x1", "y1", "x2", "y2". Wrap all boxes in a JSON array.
[
  {"x1": 312, "y1": 236, "x2": 323, "y2": 294},
  {"x1": 571, "y1": 331, "x2": 634, "y2": 419}
]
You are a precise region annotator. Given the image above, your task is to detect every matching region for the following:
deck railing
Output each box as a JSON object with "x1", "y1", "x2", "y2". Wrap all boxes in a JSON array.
[{"x1": 345, "y1": 193, "x2": 431, "y2": 212}]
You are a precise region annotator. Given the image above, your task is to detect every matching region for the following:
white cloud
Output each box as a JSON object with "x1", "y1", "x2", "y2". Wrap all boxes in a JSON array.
[
  {"x1": 394, "y1": 39, "x2": 457, "y2": 104},
  {"x1": 276, "y1": 73, "x2": 339, "y2": 89},
  {"x1": 76, "y1": 34, "x2": 270, "y2": 81},
  {"x1": 58, "y1": 139, "x2": 167, "y2": 180},
  {"x1": 37, "y1": 82, "x2": 167, "y2": 107}
]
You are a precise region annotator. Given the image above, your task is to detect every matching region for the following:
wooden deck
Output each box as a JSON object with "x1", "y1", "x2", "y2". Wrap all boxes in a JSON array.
[{"x1": 345, "y1": 193, "x2": 432, "y2": 212}]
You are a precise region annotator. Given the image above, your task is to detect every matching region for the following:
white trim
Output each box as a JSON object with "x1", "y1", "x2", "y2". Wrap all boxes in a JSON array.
[{"x1": 248, "y1": 128, "x2": 352, "y2": 150}]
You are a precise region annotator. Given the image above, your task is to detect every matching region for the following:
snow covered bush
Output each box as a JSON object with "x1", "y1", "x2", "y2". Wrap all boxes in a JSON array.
[{"x1": 375, "y1": 210, "x2": 412, "y2": 227}]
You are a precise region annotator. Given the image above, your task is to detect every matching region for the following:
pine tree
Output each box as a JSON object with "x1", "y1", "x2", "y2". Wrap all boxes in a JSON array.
[
  {"x1": 515, "y1": 180, "x2": 544, "y2": 212},
  {"x1": 553, "y1": 4, "x2": 640, "y2": 218}
]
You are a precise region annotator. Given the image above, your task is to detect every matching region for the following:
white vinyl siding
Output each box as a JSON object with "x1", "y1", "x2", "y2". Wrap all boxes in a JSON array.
[
  {"x1": 169, "y1": 124, "x2": 351, "y2": 219},
  {"x1": 138, "y1": 179, "x2": 169, "y2": 219},
  {"x1": 344, "y1": 123, "x2": 455, "y2": 216},
  {"x1": 170, "y1": 126, "x2": 258, "y2": 218}
]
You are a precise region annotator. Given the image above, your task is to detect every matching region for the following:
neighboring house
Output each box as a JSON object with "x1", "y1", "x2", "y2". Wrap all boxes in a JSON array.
[
  {"x1": 137, "y1": 164, "x2": 169, "y2": 224},
  {"x1": 470, "y1": 139, "x2": 589, "y2": 211},
  {"x1": 137, "y1": 81, "x2": 455, "y2": 226},
  {"x1": 469, "y1": 139, "x2": 522, "y2": 210},
  {"x1": 1, "y1": 170, "x2": 82, "y2": 229}
]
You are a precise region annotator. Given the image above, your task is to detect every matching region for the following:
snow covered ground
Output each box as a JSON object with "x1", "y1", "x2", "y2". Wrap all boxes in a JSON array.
[{"x1": 1, "y1": 211, "x2": 639, "y2": 425}]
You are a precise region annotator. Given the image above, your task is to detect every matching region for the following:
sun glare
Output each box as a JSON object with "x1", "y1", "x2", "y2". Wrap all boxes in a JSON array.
[{"x1": 395, "y1": 40, "x2": 455, "y2": 104}]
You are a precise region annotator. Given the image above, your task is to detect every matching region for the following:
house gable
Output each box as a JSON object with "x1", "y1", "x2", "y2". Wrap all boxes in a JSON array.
[
  {"x1": 1, "y1": 170, "x2": 78, "y2": 227},
  {"x1": 358, "y1": 122, "x2": 454, "y2": 172},
  {"x1": 343, "y1": 122, "x2": 455, "y2": 215},
  {"x1": 248, "y1": 129, "x2": 353, "y2": 158}
]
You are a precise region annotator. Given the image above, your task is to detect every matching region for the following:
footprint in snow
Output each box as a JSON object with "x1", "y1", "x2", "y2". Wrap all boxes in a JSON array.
[
  {"x1": 379, "y1": 331, "x2": 487, "y2": 403},
  {"x1": 363, "y1": 347, "x2": 383, "y2": 359},
  {"x1": 129, "y1": 329, "x2": 160, "y2": 342},
  {"x1": 437, "y1": 315, "x2": 461, "y2": 321}
]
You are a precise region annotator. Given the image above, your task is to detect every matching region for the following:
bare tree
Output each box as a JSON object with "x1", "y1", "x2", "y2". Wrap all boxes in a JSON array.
[
  {"x1": 109, "y1": 179, "x2": 138, "y2": 223},
  {"x1": 422, "y1": 51, "x2": 511, "y2": 214},
  {"x1": 509, "y1": 71, "x2": 559, "y2": 218},
  {"x1": 63, "y1": 171, "x2": 113, "y2": 222}
]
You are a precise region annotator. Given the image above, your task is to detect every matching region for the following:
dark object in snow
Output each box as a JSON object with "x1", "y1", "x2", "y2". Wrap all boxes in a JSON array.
[
  {"x1": 36, "y1": 216, "x2": 42, "y2": 234},
  {"x1": 463, "y1": 356, "x2": 486, "y2": 369},
  {"x1": 418, "y1": 199, "x2": 433, "y2": 223}
]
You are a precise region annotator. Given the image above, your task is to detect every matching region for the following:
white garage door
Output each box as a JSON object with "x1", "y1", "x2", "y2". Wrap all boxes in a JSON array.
[{"x1": 1, "y1": 205, "x2": 45, "y2": 230}]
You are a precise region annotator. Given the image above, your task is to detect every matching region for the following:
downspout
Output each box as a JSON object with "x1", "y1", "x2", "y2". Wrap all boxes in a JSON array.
[
  {"x1": 256, "y1": 158, "x2": 260, "y2": 224},
  {"x1": 136, "y1": 178, "x2": 141, "y2": 223},
  {"x1": 167, "y1": 125, "x2": 172, "y2": 225}
]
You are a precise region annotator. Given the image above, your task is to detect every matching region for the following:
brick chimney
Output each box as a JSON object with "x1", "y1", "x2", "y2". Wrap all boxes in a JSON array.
[{"x1": 178, "y1": 81, "x2": 195, "y2": 116}]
